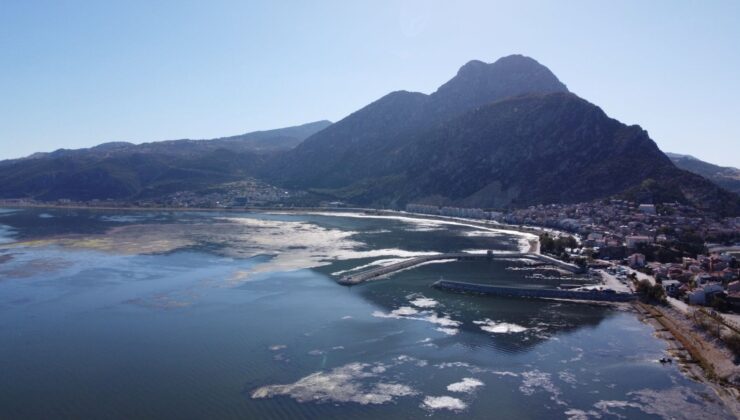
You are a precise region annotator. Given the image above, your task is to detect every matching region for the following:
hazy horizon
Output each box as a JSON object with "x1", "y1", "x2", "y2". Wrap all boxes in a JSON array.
[{"x1": 2, "y1": 1, "x2": 739, "y2": 167}]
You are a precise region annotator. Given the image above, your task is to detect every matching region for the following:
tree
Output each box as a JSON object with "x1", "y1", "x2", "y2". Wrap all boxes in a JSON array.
[
  {"x1": 710, "y1": 294, "x2": 730, "y2": 312},
  {"x1": 635, "y1": 279, "x2": 666, "y2": 304}
]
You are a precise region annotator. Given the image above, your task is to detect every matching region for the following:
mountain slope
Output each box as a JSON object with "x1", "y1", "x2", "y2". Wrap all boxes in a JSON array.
[
  {"x1": 267, "y1": 55, "x2": 569, "y2": 188},
  {"x1": 261, "y1": 57, "x2": 740, "y2": 216},
  {"x1": 2, "y1": 55, "x2": 738, "y2": 216},
  {"x1": 0, "y1": 121, "x2": 330, "y2": 200},
  {"x1": 666, "y1": 153, "x2": 740, "y2": 194}
]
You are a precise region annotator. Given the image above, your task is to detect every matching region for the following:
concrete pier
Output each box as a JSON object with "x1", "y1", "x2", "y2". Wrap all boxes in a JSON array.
[
  {"x1": 337, "y1": 251, "x2": 582, "y2": 285},
  {"x1": 432, "y1": 279, "x2": 636, "y2": 302}
]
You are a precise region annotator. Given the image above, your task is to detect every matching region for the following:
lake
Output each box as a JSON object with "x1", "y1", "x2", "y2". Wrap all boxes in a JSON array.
[{"x1": 0, "y1": 207, "x2": 732, "y2": 419}]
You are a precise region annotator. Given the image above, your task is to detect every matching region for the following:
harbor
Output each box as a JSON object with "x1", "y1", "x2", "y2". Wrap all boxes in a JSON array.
[
  {"x1": 432, "y1": 279, "x2": 637, "y2": 303},
  {"x1": 337, "y1": 251, "x2": 582, "y2": 285}
]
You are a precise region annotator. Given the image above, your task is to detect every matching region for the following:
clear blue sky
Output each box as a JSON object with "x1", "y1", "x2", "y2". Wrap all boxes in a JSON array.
[{"x1": 1, "y1": 0, "x2": 739, "y2": 166}]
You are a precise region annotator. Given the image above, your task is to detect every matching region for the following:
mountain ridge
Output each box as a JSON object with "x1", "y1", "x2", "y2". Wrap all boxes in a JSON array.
[
  {"x1": 0, "y1": 121, "x2": 331, "y2": 200},
  {"x1": 1, "y1": 55, "x2": 739, "y2": 216},
  {"x1": 665, "y1": 153, "x2": 740, "y2": 195},
  {"x1": 268, "y1": 55, "x2": 571, "y2": 189},
  {"x1": 261, "y1": 56, "x2": 739, "y2": 215},
  {"x1": 14, "y1": 120, "x2": 332, "y2": 162}
]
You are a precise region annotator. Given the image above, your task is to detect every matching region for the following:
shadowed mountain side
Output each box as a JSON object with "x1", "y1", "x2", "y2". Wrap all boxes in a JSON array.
[
  {"x1": 266, "y1": 55, "x2": 569, "y2": 188},
  {"x1": 298, "y1": 93, "x2": 740, "y2": 215}
]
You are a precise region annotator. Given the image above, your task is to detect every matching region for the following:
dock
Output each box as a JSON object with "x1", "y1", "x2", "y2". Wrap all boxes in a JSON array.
[
  {"x1": 337, "y1": 251, "x2": 582, "y2": 285},
  {"x1": 432, "y1": 279, "x2": 636, "y2": 303}
]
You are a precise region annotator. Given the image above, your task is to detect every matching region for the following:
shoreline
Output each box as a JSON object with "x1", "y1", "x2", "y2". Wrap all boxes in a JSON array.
[
  {"x1": 0, "y1": 203, "x2": 545, "y2": 253},
  {"x1": 3, "y1": 202, "x2": 739, "y2": 414},
  {"x1": 634, "y1": 301, "x2": 740, "y2": 417}
]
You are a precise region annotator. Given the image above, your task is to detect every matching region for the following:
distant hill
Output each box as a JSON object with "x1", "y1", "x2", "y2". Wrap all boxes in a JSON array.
[
  {"x1": 0, "y1": 121, "x2": 331, "y2": 201},
  {"x1": 20, "y1": 120, "x2": 332, "y2": 160},
  {"x1": 666, "y1": 153, "x2": 740, "y2": 195}
]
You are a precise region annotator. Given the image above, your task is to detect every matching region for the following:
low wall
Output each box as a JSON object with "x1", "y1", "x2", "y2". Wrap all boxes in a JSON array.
[
  {"x1": 337, "y1": 252, "x2": 583, "y2": 285},
  {"x1": 433, "y1": 280, "x2": 636, "y2": 302}
]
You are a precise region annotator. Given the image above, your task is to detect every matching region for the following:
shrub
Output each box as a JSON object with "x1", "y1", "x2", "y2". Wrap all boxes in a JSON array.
[
  {"x1": 635, "y1": 279, "x2": 666, "y2": 304},
  {"x1": 722, "y1": 332, "x2": 740, "y2": 358},
  {"x1": 710, "y1": 294, "x2": 730, "y2": 312}
]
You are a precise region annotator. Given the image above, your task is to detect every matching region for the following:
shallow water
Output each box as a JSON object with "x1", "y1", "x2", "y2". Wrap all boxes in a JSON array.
[{"x1": 0, "y1": 208, "x2": 732, "y2": 419}]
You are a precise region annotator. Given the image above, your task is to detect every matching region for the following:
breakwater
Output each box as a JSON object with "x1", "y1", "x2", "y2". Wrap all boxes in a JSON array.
[
  {"x1": 432, "y1": 279, "x2": 636, "y2": 302},
  {"x1": 337, "y1": 252, "x2": 582, "y2": 285}
]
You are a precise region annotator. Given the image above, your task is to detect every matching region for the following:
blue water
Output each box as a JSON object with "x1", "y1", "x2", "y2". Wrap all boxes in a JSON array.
[{"x1": 0, "y1": 208, "x2": 732, "y2": 419}]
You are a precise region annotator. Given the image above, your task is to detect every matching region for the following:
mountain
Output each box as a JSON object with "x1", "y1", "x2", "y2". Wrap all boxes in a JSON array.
[
  {"x1": 666, "y1": 153, "x2": 740, "y2": 194},
  {"x1": 0, "y1": 121, "x2": 331, "y2": 200},
  {"x1": 264, "y1": 56, "x2": 740, "y2": 216},
  {"x1": 2, "y1": 55, "x2": 739, "y2": 216},
  {"x1": 267, "y1": 55, "x2": 569, "y2": 188}
]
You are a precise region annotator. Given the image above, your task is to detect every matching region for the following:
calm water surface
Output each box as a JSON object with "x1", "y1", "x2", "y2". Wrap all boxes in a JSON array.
[{"x1": 0, "y1": 208, "x2": 732, "y2": 419}]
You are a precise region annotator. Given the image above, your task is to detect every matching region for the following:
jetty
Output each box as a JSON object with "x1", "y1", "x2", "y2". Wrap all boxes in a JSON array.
[
  {"x1": 337, "y1": 251, "x2": 581, "y2": 285},
  {"x1": 432, "y1": 279, "x2": 636, "y2": 303}
]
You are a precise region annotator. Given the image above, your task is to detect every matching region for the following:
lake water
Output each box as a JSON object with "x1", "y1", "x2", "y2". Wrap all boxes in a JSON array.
[{"x1": 0, "y1": 207, "x2": 732, "y2": 419}]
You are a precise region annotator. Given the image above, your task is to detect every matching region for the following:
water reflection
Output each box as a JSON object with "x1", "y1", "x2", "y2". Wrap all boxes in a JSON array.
[
  {"x1": 0, "y1": 207, "x2": 734, "y2": 419},
  {"x1": 345, "y1": 262, "x2": 613, "y2": 354}
]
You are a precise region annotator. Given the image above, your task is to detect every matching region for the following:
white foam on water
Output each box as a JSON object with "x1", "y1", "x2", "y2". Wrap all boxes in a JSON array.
[
  {"x1": 593, "y1": 399, "x2": 641, "y2": 415},
  {"x1": 474, "y1": 319, "x2": 528, "y2": 333},
  {"x1": 269, "y1": 345, "x2": 286, "y2": 351},
  {"x1": 373, "y1": 307, "x2": 461, "y2": 336},
  {"x1": 558, "y1": 371, "x2": 578, "y2": 385},
  {"x1": 408, "y1": 295, "x2": 439, "y2": 308},
  {"x1": 460, "y1": 249, "x2": 491, "y2": 254},
  {"x1": 392, "y1": 306, "x2": 419, "y2": 316},
  {"x1": 218, "y1": 216, "x2": 442, "y2": 279},
  {"x1": 491, "y1": 371, "x2": 519, "y2": 377},
  {"x1": 519, "y1": 370, "x2": 565, "y2": 406},
  {"x1": 294, "y1": 211, "x2": 539, "y2": 252},
  {"x1": 446, "y1": 378, "x2": 484, "y2": 393},
  {"x1": 564, "y1": 408, "x2": 600, "y2": 420},
  {"x1": 421, "y1": 395, "x2": 467, "y2": 411},
  {"x1": 435, "y1": 362, "x2": 472, "y2": 369},
  {"x1": 462, "y1": 230, "x2": 502, "y2": 237},
  {"x1": 251, "y1": 362, "x2": 417, "y2": 405}
]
